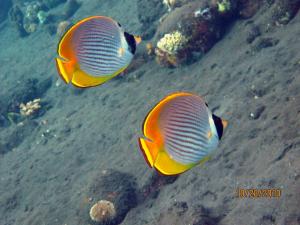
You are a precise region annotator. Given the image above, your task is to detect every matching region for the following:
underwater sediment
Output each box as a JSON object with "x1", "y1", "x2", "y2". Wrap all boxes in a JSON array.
[{"x1": 0, "y1": 0, "x2": 299, "y2": 225}]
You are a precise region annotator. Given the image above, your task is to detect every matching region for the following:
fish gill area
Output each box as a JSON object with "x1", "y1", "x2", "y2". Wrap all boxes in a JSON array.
[{"x1": 0, "y1": 0, "x2": 299, "y2": 225}]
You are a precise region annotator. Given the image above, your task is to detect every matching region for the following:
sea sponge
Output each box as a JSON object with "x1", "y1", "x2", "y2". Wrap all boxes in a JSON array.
[
  {"x1": 156, "y1": 30, "x2": 188, "y2": 54},
  {"x1": 89, "y1": 200, "x2": 116, "y2": 223}
]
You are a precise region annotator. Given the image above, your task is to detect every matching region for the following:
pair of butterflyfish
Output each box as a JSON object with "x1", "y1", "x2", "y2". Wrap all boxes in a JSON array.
[
  {"x1": 55, "y1": 16, "x2": 227, "y2": 175},
  {"x1": 138, "y1": 92, "x2": 228, "y2": 175},
  {"x1": 55, "y1": 16, "x2": 141, "y2": 88}
]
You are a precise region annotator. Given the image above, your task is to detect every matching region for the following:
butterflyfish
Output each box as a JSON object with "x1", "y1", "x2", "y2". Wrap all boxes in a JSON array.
[
  {"x1": 55, "y1": 16, "x2": 142, "y2": 88},
  {"x1": 138, "y1": 92, "x2": 228, "y2": 175}
]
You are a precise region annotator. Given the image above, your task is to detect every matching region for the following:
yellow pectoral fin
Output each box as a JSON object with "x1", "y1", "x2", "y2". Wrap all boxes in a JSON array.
[
  {"x1": 55, "y1": 58, "x2": 75, "y2": 83},
  {"x1": 138, "y1": 137, "x2": 157, "y2": 167},
  {"x1": 71, "y1": 66, "x2": 127, "y2": 88},
  {"x1": 154, "y1": 151, "x2": 196, "y2": 175}
]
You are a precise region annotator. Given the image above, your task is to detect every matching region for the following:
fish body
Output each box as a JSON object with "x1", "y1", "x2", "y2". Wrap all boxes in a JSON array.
[
  {"x1": 55, "y1": 16, "x2": 141, "y2": 88},
  {"x1": 138, "y1": 92, "x2": 228, "y2": 175}
]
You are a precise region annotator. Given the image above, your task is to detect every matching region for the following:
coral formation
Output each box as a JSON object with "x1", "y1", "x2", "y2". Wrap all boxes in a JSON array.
[
  {"x1": 37, "y1": 10, "x2": 48, "y2": 24},
  {"x1": 56, "y1": 20, "x2": 70, "y2": 36},
  {"x1": 24, "y1": 1, "x2": 43, "y2": 22},
  {"x1": 163, "y1": 0, "x2": 177, "y2": 11},
  {"x1": 9, "y1": 1, "x2": 45, "y2": 35},
  {"x1": 155, "y1": 30, "x2": 189, "y2": 66},
  {"x1": 156, "y1": 30, "x2": 188, "y2": 55},
  {"x1": 85, "y1": 169, "x2": 137, "y2": 225},
  {"x1": 216, "y1": 0, "x2": 231, "y2": 13},
  {"x1": 154, "y1": 1, "x2": 225, "y2": 67},
  {"x1": 89, "y1": 200, "x2": 116, "y2": 223},
  {"x1": 153, "y1": 0, "x2": 260, "y2": 67},
  {"x1": 270, "y1": 0, "x2": 300, "y2": 25},
  {"x1": 163, "y1": 0, "x2": 192, "y2": 11},
  {"x1": 19, "y1": 98, "x2": 41, "y2": 117},
  {"x1": 8, "y1": 0, "x2": 80, "y2": 36},
  {"x1": 23, "y1": 1, "x2": 45, "y2": 33}
]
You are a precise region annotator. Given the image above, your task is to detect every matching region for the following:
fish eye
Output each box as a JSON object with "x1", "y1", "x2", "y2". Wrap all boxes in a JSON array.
[{"x1": 117, "y1": 22, "x2": 122, "y2": 27}]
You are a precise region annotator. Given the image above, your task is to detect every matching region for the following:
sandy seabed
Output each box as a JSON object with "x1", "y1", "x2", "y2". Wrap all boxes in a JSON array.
[{"x1": 0, "y1": 0, "x2": 299, "y2": 225}]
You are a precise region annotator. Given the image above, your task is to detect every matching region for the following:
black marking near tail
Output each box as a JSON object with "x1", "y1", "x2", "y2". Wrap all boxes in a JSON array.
[
  {"x1": 212, "y1": 114, "x2": 223, "y2": 140},
  {"x1": 124, "y1": 32, "x2": 136, "y2": 54}
]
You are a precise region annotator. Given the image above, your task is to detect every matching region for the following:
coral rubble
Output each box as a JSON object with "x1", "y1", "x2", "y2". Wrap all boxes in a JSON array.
[{"x1": 19, "y1": 98, "x2": 41, "y2": 117}]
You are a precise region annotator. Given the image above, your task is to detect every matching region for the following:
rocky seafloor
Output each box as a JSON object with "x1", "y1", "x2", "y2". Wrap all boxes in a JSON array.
[{"x1": 0, "y1": 0, "x2": 299, "y2": 225}]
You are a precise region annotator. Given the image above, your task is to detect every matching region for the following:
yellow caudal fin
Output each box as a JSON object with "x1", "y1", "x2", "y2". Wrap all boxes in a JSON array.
[{"x1": 154, "y1": 150, "x2": 195, "y2": 175}]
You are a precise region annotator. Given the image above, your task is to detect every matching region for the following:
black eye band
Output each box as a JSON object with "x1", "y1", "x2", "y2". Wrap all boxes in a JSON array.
[
  {"x1": 124, "y1": 32, "x2": 136, "y2": 54},
  {"x1": 212, "y1": 114, "x2": 223, "y2": 140}
]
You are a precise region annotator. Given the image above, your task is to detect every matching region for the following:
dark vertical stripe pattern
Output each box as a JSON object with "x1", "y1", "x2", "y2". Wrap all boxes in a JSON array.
[
  {"x1": 160, "y1": 95, "x2": 212, "y2": 165},
  {"x1": 73, "y1": 18, "x2": 133, "y2": 77}
]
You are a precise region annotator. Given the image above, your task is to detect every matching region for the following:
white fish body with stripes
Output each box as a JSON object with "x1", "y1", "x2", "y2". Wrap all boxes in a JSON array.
[
  {"x1": 55, "y1": 16, "x2": 141, "y2": 88},
  {"x1": 138, "y1": 92, "x2": 228, "y2": 175}
]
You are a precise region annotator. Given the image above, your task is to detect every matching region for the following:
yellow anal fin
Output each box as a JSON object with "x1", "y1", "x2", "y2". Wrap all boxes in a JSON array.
[
  {"x1": 154, "y1": 151, "x2": 195, "y2": 175},
  {"x1": 72, "y1": 65, "x2": 128, "y2": 88},
  {"x1": 72, "y1": 69, "x2": 113, "y2": 88},
  {"x1": 55, "y1": 58, "x2": 75, "y2": 83}
]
